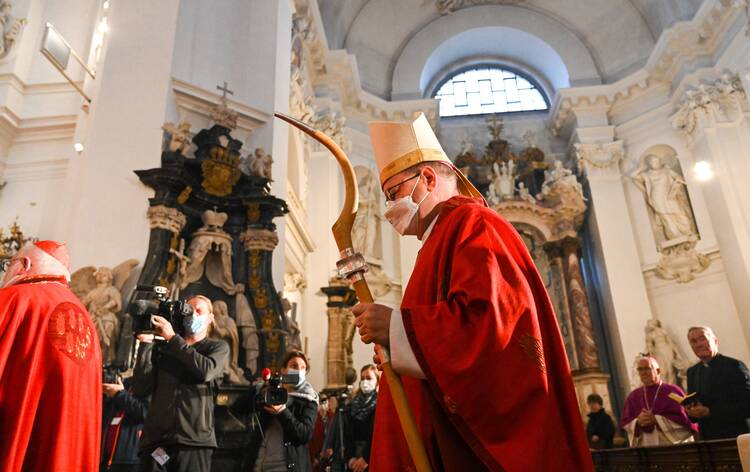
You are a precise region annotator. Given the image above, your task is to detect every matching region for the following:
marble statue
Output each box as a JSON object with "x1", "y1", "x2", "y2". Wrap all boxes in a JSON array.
[
  {"x1": 644, "y1": 319, "x2": 690, "y2": 388},
  {"x1": 517, "y1": 182, "x2": 536, "y2": 204},
  {"x1": 162, "y1": 121, "x2": 191, "y2": 156},
  {"x1": 488, "y1": 160, "x2": 515, "y2": 203},
  {"x1": 281, "y1": 294, "x2": 302, "y2": 351},
  {"x1": 247, "y1": 148, "x2": 273, "y2": 180},
  {"x1": 538, "y1": 160, "x2": 584, "y2": 201},
  {"x1": 210, "y1": 300, "x2": 249, "y2": 385},
  {"x1": 72, "y1": 259, "x2": 139, "y2": 365},
  {"x1": 351, "y1": 167, "x2": 382, "y2": 260},
  {"x1": 632, "y1": 155, "x2": 695, "y2": 242},
  {"x1": 235, "y1": 292, "x2": 259, "y2": 374},
  {"x1": 0, "y1": 1, "x2": 26, "y2": 60}
]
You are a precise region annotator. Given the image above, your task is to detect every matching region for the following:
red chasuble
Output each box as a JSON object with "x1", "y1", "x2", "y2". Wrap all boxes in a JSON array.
[
  {"x1": 0, "y1": 279, "x2": 102, "y2": 472},
  {"x1": 370, "y1": 196, "x2": 593, "y2": 472}
]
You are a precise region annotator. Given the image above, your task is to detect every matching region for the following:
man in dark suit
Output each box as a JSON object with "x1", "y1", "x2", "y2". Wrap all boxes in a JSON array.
[{"x1": 686, "y1": 326, "x2": 750, "y2": 440}]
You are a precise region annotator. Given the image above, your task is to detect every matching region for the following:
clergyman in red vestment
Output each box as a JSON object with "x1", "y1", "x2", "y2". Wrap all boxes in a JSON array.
[
  {"x1": 0, "y1": 241, "x2": 102, "y2": 471},
  {"x1": 352, "y1": 113, "x2": 594, "y2": 471}
]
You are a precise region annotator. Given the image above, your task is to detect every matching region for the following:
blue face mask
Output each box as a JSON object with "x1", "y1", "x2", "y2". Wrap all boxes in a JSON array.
[
  {"x1": 287, "y1": 368, "x2": 306, "y2": 387},
  {"x1": 183, "y1": 315, "x2": 209, "y2": 336}
]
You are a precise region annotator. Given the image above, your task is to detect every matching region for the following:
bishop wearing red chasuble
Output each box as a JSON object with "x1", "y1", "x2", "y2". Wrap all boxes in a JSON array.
[
  {"x1": 352, "y1": 114, "x2": 593, "y2": 471},
  {"x1": 0, "y1": 241, "x2": 102, "y2": 472}
]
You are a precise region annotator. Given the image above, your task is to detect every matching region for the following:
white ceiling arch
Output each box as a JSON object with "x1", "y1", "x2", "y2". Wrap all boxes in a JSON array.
[
  {"x1": 389, "y1": 6, "x2": 599, "y2": 101},
  {"x1": 320, "y1": 0, "x2": 666, "y2": 100}
]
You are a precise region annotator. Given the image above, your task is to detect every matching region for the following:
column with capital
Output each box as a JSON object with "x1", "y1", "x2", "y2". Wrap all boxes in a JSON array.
[
  {"x1": 321, "y1": 276, "x2": 358, "y2": 389},
  {"x1": 671, "y1": 74, "x2": 750, "y2": 346},
  {"x1": 574, "y1": 137, "x2": 654, "y2": 397}
]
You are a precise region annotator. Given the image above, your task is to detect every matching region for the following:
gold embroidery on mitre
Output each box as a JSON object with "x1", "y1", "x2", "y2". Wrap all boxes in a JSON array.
[
  {"x1": 519, "y1": 333, "x2": 546, "y2": 375},
  {"x1": 47, "y1": 302, "x2": 94, "y2": 363},
  {"x1": 379, "y1": 148, "x2": 448, "y2": 189}
]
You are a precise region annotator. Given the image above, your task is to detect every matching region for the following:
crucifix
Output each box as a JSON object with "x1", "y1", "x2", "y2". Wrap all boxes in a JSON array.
[
  {"x1": 486, "y1": 114, "x2": 504, "y2": 141},
  {"x1": 216, "y1": 81, "x2": 234, "y2": 100},
  {"x1": 169, "y1": 238, "x2": 191, "y2": 299}
]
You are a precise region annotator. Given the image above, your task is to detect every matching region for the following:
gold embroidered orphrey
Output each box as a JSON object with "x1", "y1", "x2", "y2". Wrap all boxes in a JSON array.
[
  {"x1": 47, "y1": 301, "x2": 95, "y2": 363},
  {"x1": 201, "y1": 146, "x2": 241, "y2": 197}
]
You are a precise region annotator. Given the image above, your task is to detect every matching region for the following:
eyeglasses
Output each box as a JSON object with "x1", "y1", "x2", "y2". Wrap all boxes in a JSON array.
[{"x1": 384, "y1": 174, "x2": 420, "y2": 202}]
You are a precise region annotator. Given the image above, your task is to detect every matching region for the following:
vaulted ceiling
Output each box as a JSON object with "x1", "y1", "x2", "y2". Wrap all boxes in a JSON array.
[{"x1": 317, "y1": 0, "x2": 704, "y2": 100}]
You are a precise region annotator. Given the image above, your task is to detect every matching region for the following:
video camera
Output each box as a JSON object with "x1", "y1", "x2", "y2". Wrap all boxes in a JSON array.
[
  {"x1": 128, "y1": 285, "x2": 194, "y2": 335},
  {"x1": 257, "y1": 368, "x2": 302, "y2": 407},
  {"x1": 102, "y1": 365, "x2": 122, "y2": 384}
]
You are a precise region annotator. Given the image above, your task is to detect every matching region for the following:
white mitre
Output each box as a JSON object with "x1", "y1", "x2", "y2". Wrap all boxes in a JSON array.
[{"x1": 368, "y1": 112, "x2": 483, "y2": 198}]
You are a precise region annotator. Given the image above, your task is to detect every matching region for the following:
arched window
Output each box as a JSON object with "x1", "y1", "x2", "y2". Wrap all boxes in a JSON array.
[{"x1": 433, "y1": 66, "x2": 549, "y2": 117}]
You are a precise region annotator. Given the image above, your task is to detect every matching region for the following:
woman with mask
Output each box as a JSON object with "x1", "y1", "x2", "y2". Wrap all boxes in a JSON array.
[
  {"x1": 345, "y1": 365, "x2": 378, "y2": 472},
  {"x1": 241, "y1": 350, "x2": 319, "y2": 472}
]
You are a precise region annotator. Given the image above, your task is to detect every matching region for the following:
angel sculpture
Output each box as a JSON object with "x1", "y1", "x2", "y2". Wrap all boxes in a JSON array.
[
  {"x1": 162, "y1": 121, "x2": 191, "y2": 156},
  {"x1": 72, "y1": 259, "x2": 139, "y2": 364},
  {"x1": 210, "y1": 300, "x2": 249, "y2": 385},
  {"x1": 247, "y1": 148, "x2": 273, "y2": 180}
]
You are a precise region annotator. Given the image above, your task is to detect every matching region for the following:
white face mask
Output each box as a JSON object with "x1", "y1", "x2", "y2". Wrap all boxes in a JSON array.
[
  {"x1": 383, "y1": 174, "x2": 430, "y2": 235},
  {"x1": 360, "y1": 378, "x2": 376, "y2": 394}
]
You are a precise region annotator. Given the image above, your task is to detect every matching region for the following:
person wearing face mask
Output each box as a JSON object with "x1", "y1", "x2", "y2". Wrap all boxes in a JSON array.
[
  {"x1": 132, "y1": 295, "x2": 229, "y2": 472},
  {"x1": 344, "y1": 365, "x2": 379, "y2": 472},
  {"x1": 353, "y1": 113, "x2": 593, "y2": 471},
  {"x1": 237, "y1": 350, "x2": 319, "y2": 472}
]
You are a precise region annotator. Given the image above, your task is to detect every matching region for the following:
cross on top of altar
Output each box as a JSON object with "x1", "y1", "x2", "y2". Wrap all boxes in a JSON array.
[
  {"x1": 486, "y1": 114, "x2": 505, "y2": 140},
  {"x1": 217, "y1": 81, "x2": 234, "y2": 100}
]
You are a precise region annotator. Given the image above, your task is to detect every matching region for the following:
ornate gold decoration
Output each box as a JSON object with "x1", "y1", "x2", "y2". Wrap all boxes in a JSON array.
[
  {"x1": 47, "y1": 302, "x2": 95, "y2": 363},
  {"x1": 0, "y1": 219, "x2": 34, "y2": 270},
  {"x1": 201, "y1": 146, "x2": 241, "y2": 197},
  {"x1": 254, "y1": 288, "x2": 269, "y2": 309},
  {"x1": 176, "y1": 186, "x2": 193, "y2": 204}
]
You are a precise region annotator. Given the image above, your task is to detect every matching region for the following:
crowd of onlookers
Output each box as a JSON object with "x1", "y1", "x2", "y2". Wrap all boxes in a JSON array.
[
  {"x1": 99, "y1": 293, "x2": 379, "y2": 472},
  {"x1": 585, "y1": 325, "x2": 750, "y2": 450}
]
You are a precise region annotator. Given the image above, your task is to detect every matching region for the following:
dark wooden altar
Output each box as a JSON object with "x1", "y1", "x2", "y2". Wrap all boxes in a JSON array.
[
  {"x1": 591, "y1": 439, "x2": 742, "y2": 471},
  {"x1": 133, "y1": 119, "x2": 290, "y2": 468}
]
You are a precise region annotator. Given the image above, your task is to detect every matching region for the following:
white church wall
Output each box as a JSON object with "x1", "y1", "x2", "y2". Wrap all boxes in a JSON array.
[{"x1": 54, "y1": 0, "x2": 181, "y2": 270}]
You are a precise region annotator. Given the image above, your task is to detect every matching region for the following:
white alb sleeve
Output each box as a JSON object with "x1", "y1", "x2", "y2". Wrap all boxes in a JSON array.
[{"x1": 389, "y1": 309, "x2": 426, "y2": 379}]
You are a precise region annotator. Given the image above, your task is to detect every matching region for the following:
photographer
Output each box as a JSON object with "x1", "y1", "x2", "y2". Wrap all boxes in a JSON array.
[
  {"x1": 101, "y1": 375, "x2": 148, "y2": 472},
  {"x1": 237, "y1": 350, "x2": 319, "y2": 472},
  {"x1": 133, "y1": 295, "x2": 229, "y2": 472}
]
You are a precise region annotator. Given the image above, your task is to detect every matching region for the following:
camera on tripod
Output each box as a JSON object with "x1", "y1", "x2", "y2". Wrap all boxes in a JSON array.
[
  {"x1": 256, "y1": 368, "x2": 302, "y2": 407},
  {"x1": 128, "y1": 285, "x2": 194, "y2": 335}
]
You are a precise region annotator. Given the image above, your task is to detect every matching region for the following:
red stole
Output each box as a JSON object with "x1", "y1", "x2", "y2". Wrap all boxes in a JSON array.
[{"x1": 369, "y1": 197, "x2": 593, "y2": 472}]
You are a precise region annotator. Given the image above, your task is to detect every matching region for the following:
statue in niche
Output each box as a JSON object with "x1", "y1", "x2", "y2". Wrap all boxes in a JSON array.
[
  {"x1": 352, "y1": 166, "x2": 393, "y2": 297},
  {"x1": 632, "y1": 154, "x2": 696, "y2": 244},
  {"x1": 235, "y1": 292, "x2": 260, "y2": 375},
  {"x1": 72, "y1": 259, "x2": 140, "y2": 365},
  {"x1": 280, "y1": 294, "x2": 302, "y2": 351},
  {"x1": 162, "y1": 121, "x2": 191, "y2": 156},
  {"x1": 644, "y1": 319, "x2": 689, "y2": 388},
  {"x1": 245, "y1": 148, "x2": 273, "y2": 180},
  {"x1": 352, "y1": 167, "x2": 382, "y2": 261},
  {"x1": 209, "y1": 300, "x2": 249, "y2": 385},
  {"x1": 181, "y1": 210, "x2": 243, "y2": 296},
  {"x1": 0, "y1": 1, "x2": 26, "y2": 60}
]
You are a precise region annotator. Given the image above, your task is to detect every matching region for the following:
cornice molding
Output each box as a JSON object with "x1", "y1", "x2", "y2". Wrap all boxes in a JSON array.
[{"x1": 549, "y1": 0, "x2": 746, "y2": 135}]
